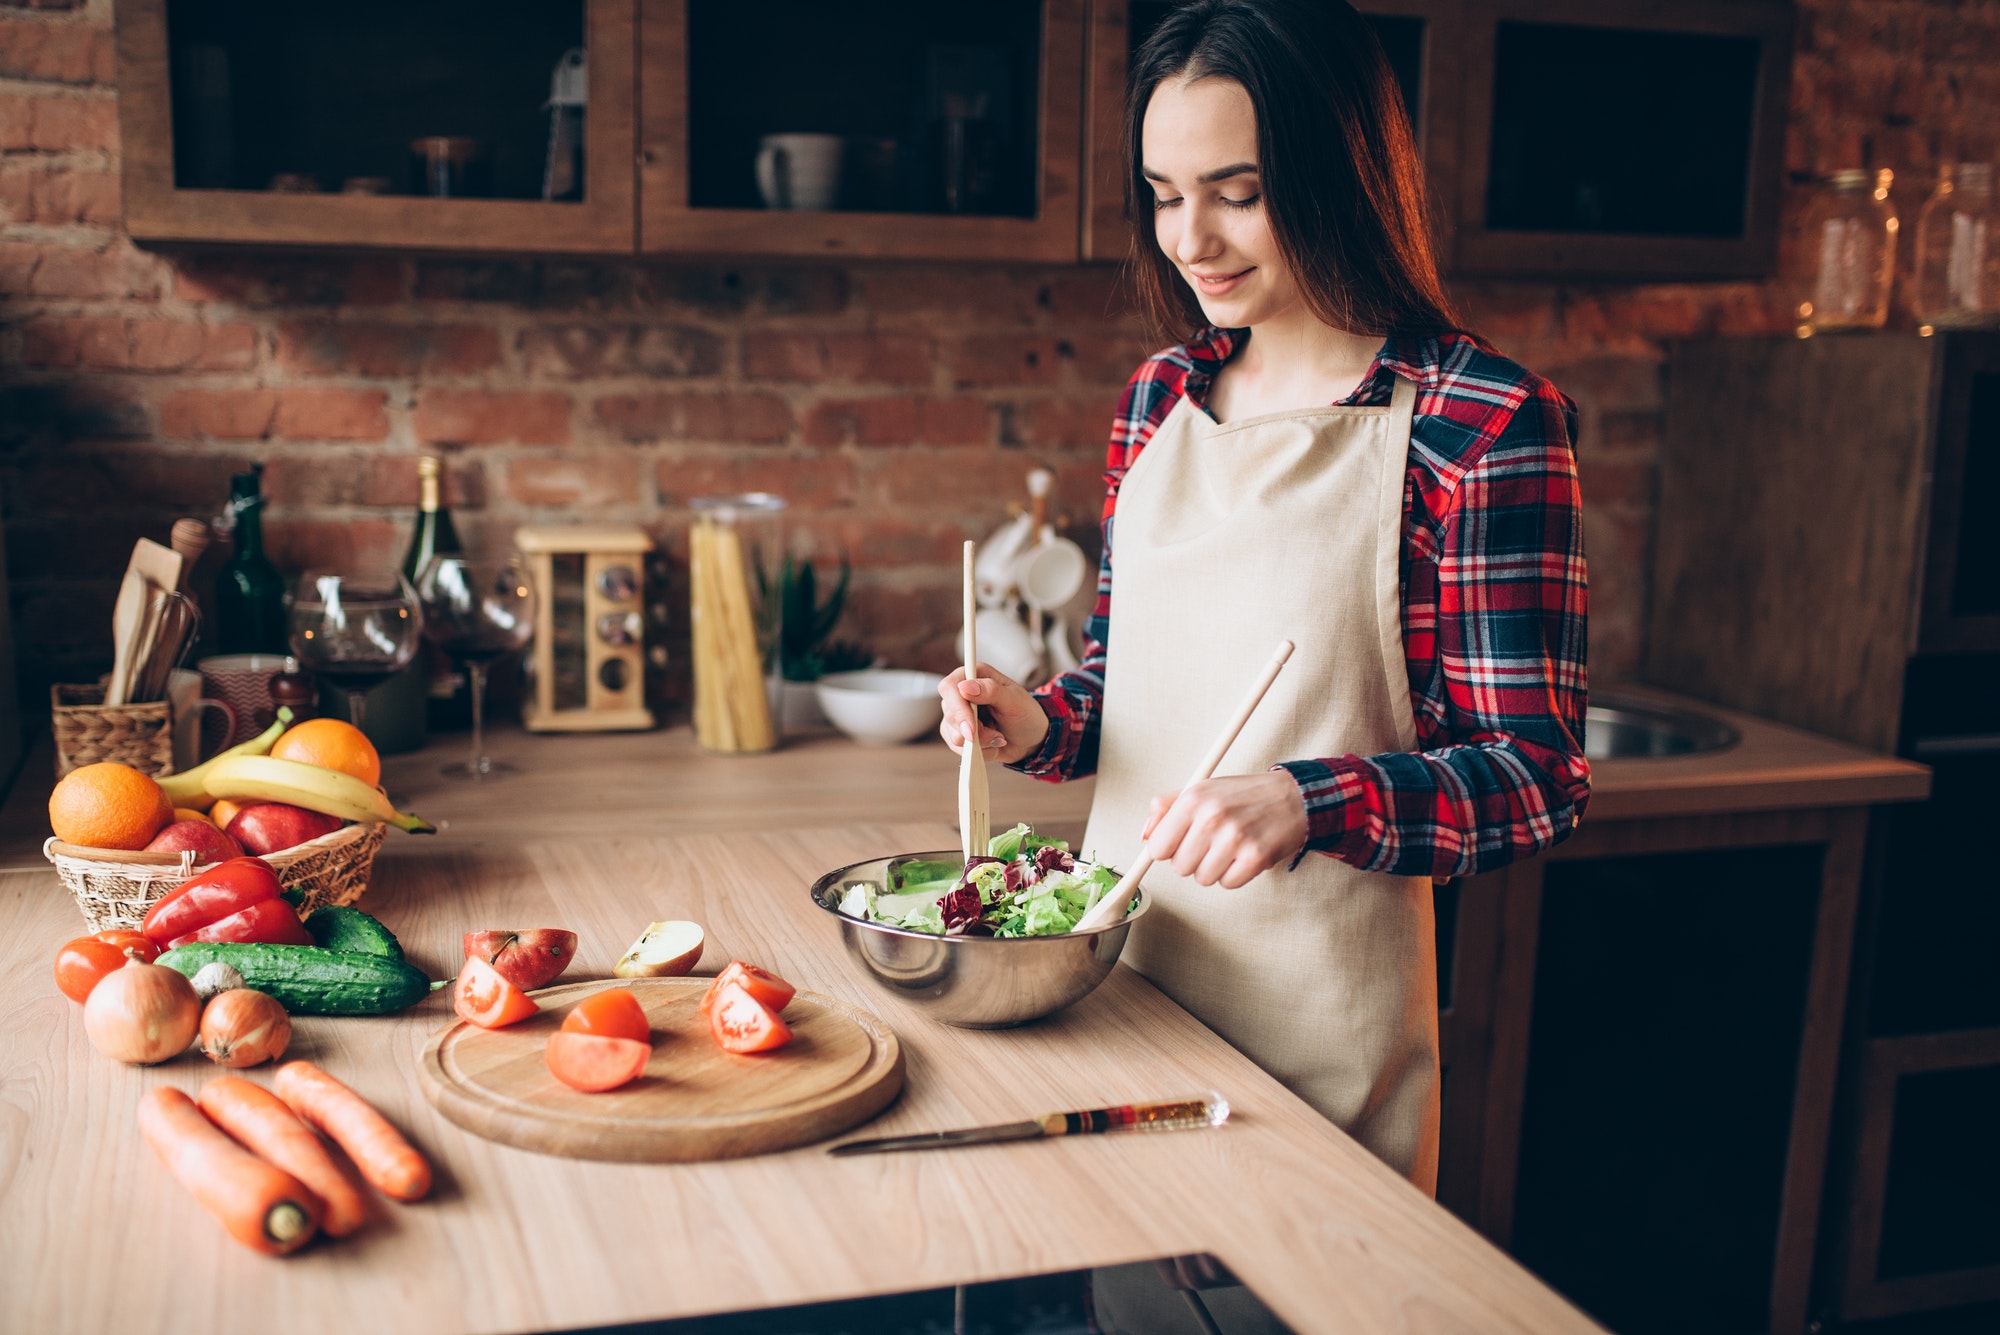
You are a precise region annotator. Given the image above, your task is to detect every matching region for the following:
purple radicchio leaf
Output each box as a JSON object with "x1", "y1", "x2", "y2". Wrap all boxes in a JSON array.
[
  {"x1": 1033, "y1": 845, "x2": 1075, "y2": 876},
  {"x1": 940, "y1": 881, "x2": 986, "y2": 933}
]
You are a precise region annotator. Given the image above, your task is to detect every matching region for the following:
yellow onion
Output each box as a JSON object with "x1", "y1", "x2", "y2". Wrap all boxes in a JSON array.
[
  {"x1": 198, "y1": 987, "x2": 291, "y2": 1068},
  {"x1": 83, "y1": 954, "x2": 200, "y2": 1064}
]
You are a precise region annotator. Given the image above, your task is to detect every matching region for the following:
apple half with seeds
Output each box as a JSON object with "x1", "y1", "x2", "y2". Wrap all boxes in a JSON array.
[{"x1": 613, "y1": 920, "x2": 706, "y2": 979}]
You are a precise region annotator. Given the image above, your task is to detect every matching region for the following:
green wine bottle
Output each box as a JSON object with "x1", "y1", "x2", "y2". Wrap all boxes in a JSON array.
[
  {"x1": 405, "y1": 456, "x2": 468, "y2": 731},
  {"x1": 214, "y1": 465, "x2": 286, "y2": 654}
]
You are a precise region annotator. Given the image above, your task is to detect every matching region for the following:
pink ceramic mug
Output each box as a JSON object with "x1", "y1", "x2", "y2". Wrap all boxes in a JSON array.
[{"x1": 196, "y1": 653, "x2": 294, "y2": 752}]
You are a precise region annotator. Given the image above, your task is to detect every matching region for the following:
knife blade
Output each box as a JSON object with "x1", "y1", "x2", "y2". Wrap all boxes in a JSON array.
[{"x1": 828, "y1": 1092, "x2": 1228, "y2": 1157}]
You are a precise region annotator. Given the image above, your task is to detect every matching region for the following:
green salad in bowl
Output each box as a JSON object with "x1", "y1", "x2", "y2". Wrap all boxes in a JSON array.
[{"x1": 835, "y1": 823, "x2": 1123, "y2": 938}]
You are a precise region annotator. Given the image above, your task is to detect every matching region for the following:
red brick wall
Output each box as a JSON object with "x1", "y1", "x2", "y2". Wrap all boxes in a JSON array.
[{"x1": 4, "y1": 0, "x2": 1998, "y2": 715}]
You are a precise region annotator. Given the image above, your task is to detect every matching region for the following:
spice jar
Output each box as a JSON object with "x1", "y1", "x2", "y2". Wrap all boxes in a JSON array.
[
  {"x1": 688, "y1": 494, "x2": 786, "y2": 753},
  {"x1": 1913, "y1": 162, "x2": 1999, "y2": 334},
  {"x1": 1792, "y1": 168, "x2": 1898, "y2": 336}
]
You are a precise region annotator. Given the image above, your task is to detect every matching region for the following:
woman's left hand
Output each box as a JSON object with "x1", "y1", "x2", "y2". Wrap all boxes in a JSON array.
[{"x1": 1141, "y1": 772, "x2": 1309, "y2": 888}]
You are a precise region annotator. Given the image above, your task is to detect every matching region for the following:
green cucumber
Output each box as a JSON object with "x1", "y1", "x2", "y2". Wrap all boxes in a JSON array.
[
  {"x1": 303, "y1": 905, "x2": 404, "y2": 958},
  {"x1": 157, "y1": 943, "x2": 435, "y2": 1016}
]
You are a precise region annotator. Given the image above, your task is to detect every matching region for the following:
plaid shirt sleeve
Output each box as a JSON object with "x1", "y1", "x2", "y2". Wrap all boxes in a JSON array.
[{"x1": 1011, "y1": 331, "x2": 1590, "y2": 881}]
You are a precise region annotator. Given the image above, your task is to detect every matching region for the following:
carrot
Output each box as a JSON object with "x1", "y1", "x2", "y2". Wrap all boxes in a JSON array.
[
  {"x1": 137, "y1": 1086, "x2": 320, "y2": 1256},
  {"x1": 199, "y1": 1076, "x2": 372, "y2": 1237},
  {"x1": 274, "y1": 1060, "x2": 431, "y2": 1202}
]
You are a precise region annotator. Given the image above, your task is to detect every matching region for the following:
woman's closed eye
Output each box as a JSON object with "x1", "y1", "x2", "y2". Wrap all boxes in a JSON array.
[{"x1": 1152, "y1": 193, "x2": 1260, "y2": 211}]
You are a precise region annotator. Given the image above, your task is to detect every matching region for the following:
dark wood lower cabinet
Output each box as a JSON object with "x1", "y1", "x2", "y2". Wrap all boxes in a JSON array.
[{"x1": 1436, "y1": 809, "x2": 1869, "y2": 1335}]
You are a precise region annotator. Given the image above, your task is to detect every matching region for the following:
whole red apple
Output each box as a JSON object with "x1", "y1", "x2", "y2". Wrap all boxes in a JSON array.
[
  {"x1": 224, "y1": 802, "x2": 343, "y2": 856},
  {"x1": 144, "y1": 818, "x2": 244, "y2": 864},
  {"x1": 464, "y1": 929, "x2": 578, "y2": 991}
]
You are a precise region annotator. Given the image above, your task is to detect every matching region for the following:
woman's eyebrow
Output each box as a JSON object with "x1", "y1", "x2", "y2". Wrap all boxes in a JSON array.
[{"x1": 1140, "y1": 162, "x2": 1261, "y2": 185}]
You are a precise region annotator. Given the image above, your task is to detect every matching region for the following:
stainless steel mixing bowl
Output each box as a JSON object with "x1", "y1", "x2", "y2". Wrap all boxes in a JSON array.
[{"x1": 810, "y1": 850, "x2": 1150, "y2": 1029}]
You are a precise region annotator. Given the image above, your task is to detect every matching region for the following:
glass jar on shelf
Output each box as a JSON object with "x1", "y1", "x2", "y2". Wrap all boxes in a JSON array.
[
  {"x1": 1913, "y1": 162, "x2": 1999, "y2": 334},
  {"x1": 1792, "y1": 168, "x2": 1898, "y2": 336}
]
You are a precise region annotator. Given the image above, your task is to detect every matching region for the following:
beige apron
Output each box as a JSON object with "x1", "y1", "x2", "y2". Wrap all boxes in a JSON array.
[{"x1": 1083, "y1": 375, "x2": 1441, "y2": 1191}]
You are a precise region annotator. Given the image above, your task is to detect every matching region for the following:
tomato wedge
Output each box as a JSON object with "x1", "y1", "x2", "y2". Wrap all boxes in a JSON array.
[
  {"x1": 545, "y1": 1032, "x2": 650, "y2": 1092},
  {"x1": 698, "y1": 961, "x2": 795, "y2": 1018},
  {"x1": 560, "y1": 987, "x2": 651, "y2": 1043},
  {"x1": 452, "y1": 956, "x2": 540, "y2": 1029},
  {"x1": 708, "y1": 980, "x2": 793, "y2": 1054}
]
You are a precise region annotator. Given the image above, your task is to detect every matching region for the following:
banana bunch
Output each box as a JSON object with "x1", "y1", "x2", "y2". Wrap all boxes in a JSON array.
[
  {"x1": 202, "y1": 756, "x2": 436, "y2": 835},
  {"x1": 160, "y1": 709, "x2": 293, "y2": 809}
]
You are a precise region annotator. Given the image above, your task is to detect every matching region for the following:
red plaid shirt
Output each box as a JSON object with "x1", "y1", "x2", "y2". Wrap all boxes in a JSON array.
[{"x1": 1014, "y1": 328, "x2": 1591, "y2": 879}]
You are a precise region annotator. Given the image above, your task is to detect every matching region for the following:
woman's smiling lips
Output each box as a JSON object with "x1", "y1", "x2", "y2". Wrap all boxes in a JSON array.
[{"x1": 1190, "y1": 266, "x2": 1253, "y2": 296}]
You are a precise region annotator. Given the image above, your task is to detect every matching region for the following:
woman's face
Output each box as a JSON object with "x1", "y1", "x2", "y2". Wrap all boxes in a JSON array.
[{"x1": 1141, "y1": 76, "x2": 1300, "y2": 330}]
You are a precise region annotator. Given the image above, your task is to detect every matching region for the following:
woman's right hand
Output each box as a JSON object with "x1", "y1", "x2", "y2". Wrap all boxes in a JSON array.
[{"x1": 938, "y1": 664, "x2": 1050, "y2": 766}]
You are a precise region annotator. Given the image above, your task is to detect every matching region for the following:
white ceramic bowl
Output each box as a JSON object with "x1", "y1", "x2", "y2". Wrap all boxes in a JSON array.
[{"x1": 815, "y1": 669, "x2": 944, "y2": 746}]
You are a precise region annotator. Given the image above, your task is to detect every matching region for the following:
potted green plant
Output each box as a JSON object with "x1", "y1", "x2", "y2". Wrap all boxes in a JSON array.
[{"x1": 758, "y1": 555, "x2": 872, "y2": 731}]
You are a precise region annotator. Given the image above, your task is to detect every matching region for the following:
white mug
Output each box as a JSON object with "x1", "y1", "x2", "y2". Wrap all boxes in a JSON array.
[
  {"x1": 1016, "y1": 535, "x2": 1089, "y2": 611},
  {"x1": 168, "y1": 669, "x2": 239, "y2": 772},
  {"x1": 755, "y1": 133, "x2": 844, "y2": 211}
]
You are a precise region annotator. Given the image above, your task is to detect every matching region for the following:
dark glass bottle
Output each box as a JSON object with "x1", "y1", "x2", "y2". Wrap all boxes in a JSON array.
[
  {"x1": 404, "y1": 456, "x2": 469, "y2": 730},
  {"x1": 214, "y1": 465, "x2": 286, "y2": 654}
]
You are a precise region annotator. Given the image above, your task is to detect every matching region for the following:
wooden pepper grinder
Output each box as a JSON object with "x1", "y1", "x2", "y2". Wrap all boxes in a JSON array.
[{"x1": 268, "y1": 669, "x2": 316, "y2": 722}]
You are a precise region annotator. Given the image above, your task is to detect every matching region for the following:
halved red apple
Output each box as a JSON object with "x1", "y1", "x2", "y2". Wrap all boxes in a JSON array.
[{"x1": 463, "y1": 929, "x2": 577, "y2": 991}]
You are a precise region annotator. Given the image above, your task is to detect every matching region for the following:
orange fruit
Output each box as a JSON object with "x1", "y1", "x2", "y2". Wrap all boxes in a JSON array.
[
  {"x1": 270, "y1": 718, "x2": 381, "y2": 786},
  {"x1": 49, "y1": 763, "x2": 174, "y2": 851},
  {"x1": 172, "y1": 807, "x2": 213, "y2": 827},
  {"x1": 209, "y1": 798, "x2": 245, "y2": 832}
]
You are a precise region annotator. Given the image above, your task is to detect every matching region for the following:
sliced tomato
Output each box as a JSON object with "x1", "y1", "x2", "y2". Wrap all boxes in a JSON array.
[
  {"x1": 708, "y1": 980, "x2": 793, "y2": 1055},
  {"x1": 545, "y1": 1031, "x2": 651, "y2": 1092},
  {"x1": 53, "y1": 937, "x2": 134, "y2": 1003},
  {"x1": 698, "y1": 961, "x2": 796, "y2": 1018},
  {"x1": 92, "y1": 930, "x2": 160, "y2": 963},
  {"x1": 453, "y1": 956, "x2": 540, "y2": 1029},
  {"x1": 560, "y1": 987, "x2": 650, "y2": 1043}
]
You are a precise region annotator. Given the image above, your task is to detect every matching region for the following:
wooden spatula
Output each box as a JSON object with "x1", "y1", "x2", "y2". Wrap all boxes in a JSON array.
[
  {"x1": 1071, "y1": 638, "x2": 1296, "y2": 933},
  {"x1": 958, "y1": 540, "x2": 990, "y2": 862}
]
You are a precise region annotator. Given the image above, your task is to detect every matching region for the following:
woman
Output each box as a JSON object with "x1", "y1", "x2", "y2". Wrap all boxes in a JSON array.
[{"x1": 940, "y1": 0, "x2": 1589, "y2": 1193}]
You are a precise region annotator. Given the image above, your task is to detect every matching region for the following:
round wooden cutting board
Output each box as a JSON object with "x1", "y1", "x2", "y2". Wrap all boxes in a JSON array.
[{"x1": 420, "y1": 977, "x2": 904, "y2": 1162}]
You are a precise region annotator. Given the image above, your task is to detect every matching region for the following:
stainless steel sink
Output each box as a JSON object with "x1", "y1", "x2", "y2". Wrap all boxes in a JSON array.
[{"x1": 1585, "y1": 694, "x2": 1739, "y2": 759}]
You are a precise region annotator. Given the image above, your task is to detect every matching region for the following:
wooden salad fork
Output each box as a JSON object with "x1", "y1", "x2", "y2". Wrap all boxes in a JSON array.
[{"x1": 958, "y1": 540, "x2": 991, "y2": 862}]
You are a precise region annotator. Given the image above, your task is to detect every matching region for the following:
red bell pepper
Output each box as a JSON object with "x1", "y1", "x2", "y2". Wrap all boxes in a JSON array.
[
  {"x1": 141, "y1": 857, "x2": 297, "y2": 948},
  {"x1": 166, "y1": 896, "x2": 314, "y2": 949}
]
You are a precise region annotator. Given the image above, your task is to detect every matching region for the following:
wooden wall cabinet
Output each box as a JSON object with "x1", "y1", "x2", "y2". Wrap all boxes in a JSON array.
[
  {"x1": 116, "y1": 0, "x2": 638, "y2": 255},
  {"x1": 636, "y1": 0, "x2": 1087, "y2": 261}
]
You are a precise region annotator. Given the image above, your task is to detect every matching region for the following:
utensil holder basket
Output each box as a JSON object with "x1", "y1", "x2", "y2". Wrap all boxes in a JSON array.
[
  {"x1": 50, "y1": 682, "x2": 174, "y2": 778},
  {"x1": 44, "y1": 821, "x2": 388, "y2": 933}
]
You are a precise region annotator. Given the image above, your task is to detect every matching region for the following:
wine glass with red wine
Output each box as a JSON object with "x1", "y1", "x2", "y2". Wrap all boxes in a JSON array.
[
  {"x1": 414, "y1": 554, "x2": 534, "y2": 781},
  {"x1": 287, "y1": 572, "x2": 423, "y2": 733}
]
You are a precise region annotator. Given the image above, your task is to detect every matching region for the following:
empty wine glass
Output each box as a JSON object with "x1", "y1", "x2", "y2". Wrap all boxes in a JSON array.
[
  {"x1": 287, "y1": 572, "x2": 423, "y2": 733},
  {"x1": 415, "y1": 553, "x2": 534, "y2": 781}
]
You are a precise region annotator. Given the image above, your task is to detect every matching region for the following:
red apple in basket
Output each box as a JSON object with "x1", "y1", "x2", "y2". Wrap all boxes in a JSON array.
[
  {"x1": 224, "y1": 802, "x2": 343, "y2": 856},
  {"x1": 144, "y1": 819, "x2": 243, "y2": 864},
  {"x1": 464, "y1": 930, "x2": 578, "y2": 991}
]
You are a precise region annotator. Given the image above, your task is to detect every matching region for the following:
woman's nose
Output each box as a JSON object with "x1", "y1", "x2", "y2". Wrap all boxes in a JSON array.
[{"x1": 1175, "y1": 200, "x2": 1222, "y2": 267}]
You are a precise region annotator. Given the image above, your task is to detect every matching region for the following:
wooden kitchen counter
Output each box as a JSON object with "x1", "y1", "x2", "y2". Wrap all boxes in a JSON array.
[
  {"x1": 0, "y1": 822, "x2": 1602, "y2": 1335},
  {"x1": 0, "y1": 682, "x2": 1926, "y2": 869}
]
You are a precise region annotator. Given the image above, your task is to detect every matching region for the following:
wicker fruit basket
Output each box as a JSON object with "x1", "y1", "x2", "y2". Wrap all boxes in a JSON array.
[{"x1": 44, "y1": 822, "x2": 388, "y2": 934}]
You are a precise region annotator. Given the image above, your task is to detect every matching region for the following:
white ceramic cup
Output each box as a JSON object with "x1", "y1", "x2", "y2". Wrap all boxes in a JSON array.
[
  {"x1": 168, "y1": 669, "x2": 238, "y2": 772},
  {"x1": 1016, "y1": 536, "x2": 1089, "y2": 610},
  {"x1": 755, "y1": 133, "x2": 844, "y2": 211}
]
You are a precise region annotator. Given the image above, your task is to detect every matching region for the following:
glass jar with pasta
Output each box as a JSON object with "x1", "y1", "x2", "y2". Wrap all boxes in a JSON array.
[{"x1": 688, "y1": 494, "x2": 786, "y2": 753}]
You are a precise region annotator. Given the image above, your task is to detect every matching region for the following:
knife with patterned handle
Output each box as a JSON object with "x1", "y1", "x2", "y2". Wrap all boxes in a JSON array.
[{"x1": 827, "y1": 1092, "x2": 1230, "y2": 1156}]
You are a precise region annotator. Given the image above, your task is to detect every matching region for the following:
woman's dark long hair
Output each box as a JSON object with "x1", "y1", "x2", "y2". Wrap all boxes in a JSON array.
[{"x1": 1126, "y1": 0, "x2": 1459, "y2": 343}]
